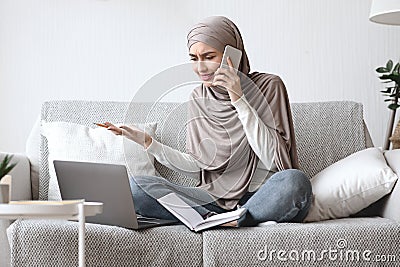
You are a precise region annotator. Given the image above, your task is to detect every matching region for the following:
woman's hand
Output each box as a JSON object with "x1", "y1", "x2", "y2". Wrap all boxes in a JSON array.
[
  {"x1": 104, "y1": 122, "x2": 153, "y2": 149},
  {"x1": 212, "y1": 56, "x2": 243, "y2": 102}
]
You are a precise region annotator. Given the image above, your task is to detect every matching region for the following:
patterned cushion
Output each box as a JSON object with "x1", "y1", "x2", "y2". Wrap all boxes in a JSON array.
[
  {"x1": 7, "y1": 220, "x2": 202, "y2": 267},
  {"x1": 291, "y1": 101, "x2": 366, "y2": 177},
  {"x1": 203, "y1": 217, "x2": 400, "y2": 266},
  {"x1": 8, "y1": 217, "x2": 400, "y2": 266}
]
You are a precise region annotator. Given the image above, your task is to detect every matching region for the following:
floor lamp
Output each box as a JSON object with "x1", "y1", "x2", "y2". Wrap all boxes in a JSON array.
[{"x1": 369, "y1": 0, "x2": 400, "y2": 150}]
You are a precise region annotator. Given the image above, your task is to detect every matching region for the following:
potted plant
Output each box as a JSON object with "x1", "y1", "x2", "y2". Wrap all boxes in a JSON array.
[
  {"x1": 376, "y1": 59, "x2": 400, "y2": 149},
  {"x1": 0, "y1": 155, "x2": 17, "y2": 203}
]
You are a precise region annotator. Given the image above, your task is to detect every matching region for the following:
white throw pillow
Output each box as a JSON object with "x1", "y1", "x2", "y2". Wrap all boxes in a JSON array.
[
  {"x1": 304, "y1": 147, "x2": 398, "y2": 222},
  {"x1": 41, "y1": 121, "x2": 157, "y2": 200}
]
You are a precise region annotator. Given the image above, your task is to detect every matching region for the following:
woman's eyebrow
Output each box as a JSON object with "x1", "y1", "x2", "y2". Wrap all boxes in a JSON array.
[{"x1": 189, "y1": 51, "x2": 216, "y2": 57}]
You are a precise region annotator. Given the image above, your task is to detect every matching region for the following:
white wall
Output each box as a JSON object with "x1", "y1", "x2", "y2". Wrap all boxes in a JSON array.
[{"x1": 1, "y1": 0, "x2": 400, "y2": 153}]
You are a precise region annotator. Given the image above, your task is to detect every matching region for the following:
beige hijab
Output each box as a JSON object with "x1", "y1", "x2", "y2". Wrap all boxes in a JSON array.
[{"x1": 186, "y1": 16, "x2": 298, "y2": 209}]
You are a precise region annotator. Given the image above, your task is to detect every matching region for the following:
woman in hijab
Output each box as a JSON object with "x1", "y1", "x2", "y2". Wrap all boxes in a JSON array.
[{"x1": 106, "y1": 16, "x2": 312, "y2": 227}]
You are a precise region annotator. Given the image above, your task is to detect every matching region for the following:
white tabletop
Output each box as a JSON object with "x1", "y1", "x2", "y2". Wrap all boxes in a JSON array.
[
  {"x1": 0, "y1": 200, "x2": 103, "y2": 267},
  {"x1": 0, "y1": 200, "x2": 103, "y2": 220}
]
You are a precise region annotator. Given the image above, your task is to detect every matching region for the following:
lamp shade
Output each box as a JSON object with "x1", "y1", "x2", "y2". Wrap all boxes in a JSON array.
[{"x1": 370, "y1": 0, "x2": 400, "y2": 25}]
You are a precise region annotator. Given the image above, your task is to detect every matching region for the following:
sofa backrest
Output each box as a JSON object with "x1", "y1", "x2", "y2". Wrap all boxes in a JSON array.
[
  {"x1": 37, "y1": 100, "x2": 368, "y2": 200},
  {"x1": 291, "y1": 101, "x2": 369, "y2": 177}
]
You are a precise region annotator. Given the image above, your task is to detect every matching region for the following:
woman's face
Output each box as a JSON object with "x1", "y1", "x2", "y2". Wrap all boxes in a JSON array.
[{"x1": 189, "y1": 42, "x2": 223, "y2": 87}]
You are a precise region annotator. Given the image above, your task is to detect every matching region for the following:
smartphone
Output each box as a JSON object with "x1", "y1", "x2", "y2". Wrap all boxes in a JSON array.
[{"x1": 220, "y1": 45, "x2": 242, "y2": 73}]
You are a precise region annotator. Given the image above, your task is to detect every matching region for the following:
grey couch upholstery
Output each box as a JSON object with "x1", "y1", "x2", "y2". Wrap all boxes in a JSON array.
[{"x1": 3, "y1": 100, "x2": 400, "y2": 266}]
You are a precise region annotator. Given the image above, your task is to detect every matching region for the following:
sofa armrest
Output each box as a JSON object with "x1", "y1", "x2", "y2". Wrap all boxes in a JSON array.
[
  {"x1": 379, "y1": 149, "x2": 400, "y2": 222},
  {"x1": 0, "y1": 153, "x2": 32, "y2": 266},
  {"x1": 380, "y1": 180, "x2": 400, "y2": 222},
  {"x1": 364, "y1": 121, "x2": 374, "y2": 148},
  {"x1": 0, "y1": 220, "x2": 11, "y2": 266},
  {"x1": 0, "y1": 152, "x2": 32, "y2": 201}
]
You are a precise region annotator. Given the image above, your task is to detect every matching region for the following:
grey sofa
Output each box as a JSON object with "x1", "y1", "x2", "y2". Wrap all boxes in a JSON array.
[{"x1": 2, "y1": 100, "x2": 400, "y2": 266}]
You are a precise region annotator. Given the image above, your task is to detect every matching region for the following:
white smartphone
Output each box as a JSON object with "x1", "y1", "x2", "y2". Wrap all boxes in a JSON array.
[{"x1": 220, "y1": 45, "x2": 242, "y2": 73}]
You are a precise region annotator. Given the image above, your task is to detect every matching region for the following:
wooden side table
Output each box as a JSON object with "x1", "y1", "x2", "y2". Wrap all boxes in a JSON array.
[{"x1": 0, "y1": 200, "x2": 103, "y2": 267}]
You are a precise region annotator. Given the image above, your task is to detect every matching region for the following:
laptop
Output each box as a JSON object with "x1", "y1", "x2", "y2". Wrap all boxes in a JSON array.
[{"x1": 53, "y1": 160, "x2": 177, "y2": 229}]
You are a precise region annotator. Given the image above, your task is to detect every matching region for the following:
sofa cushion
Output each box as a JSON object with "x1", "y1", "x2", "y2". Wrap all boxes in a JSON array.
[
  {"x1": 291, "y1": 101, "x2": 367, "y2": 177},
  {"x1": 7, "y1": 220, "x2": 202, "y2": 267},
  {"x1": 8, "y1": 217, "x2": 400, "y2": 266},
  {"x1": 304, "y1": 147, "x2": 398, "y2": 222},
  {"x1": 203, "y1": 217, "x2": 400, "y2": 266},
  {"x1": 41, "y1": 121, "x2": 157, "y2": 200}
]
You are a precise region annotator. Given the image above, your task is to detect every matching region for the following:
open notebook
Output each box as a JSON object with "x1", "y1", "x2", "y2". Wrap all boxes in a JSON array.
[{"x1": 157, "y1": 192, "x2": 246, "y2": 232}]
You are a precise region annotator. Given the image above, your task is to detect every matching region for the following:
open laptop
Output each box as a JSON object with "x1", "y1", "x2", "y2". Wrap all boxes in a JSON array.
[{"x1": 53, "y1": 160, "x2": 177, "y2": 229}]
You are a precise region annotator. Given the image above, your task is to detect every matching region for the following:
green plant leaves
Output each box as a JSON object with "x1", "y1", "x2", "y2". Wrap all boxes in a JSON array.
[
  {"x1": 0, "y1": 155, "x2": 17, "y2": 180},
  {"x1": 394, "y1": 63, "x2": 400, "y2": 75},
  {"x1": 379, "y1": 74, "x2": 396, "y2": 80},
  {"x1": 386, "y1": 60, "x2": 393, "y2": 71},
  {"x1": 388, "y1": 103, "x2": 400, "y2": 110},
  {"x1": 376, "y1": 67, "x2": 389, "y2": 73},
  {"x1": 376, "y1": 59, "x2": 400, "y2": 111}
]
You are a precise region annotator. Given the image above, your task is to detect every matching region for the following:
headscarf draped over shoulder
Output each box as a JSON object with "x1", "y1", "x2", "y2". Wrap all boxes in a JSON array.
[{"x1": 186, "y1": 16, "x2": 298, "y2": 209}]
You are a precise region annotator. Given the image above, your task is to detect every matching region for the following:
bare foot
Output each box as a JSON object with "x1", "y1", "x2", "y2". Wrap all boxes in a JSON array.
[{"x1": 221, "y1": 220, "x2": 238, "y2": 227}]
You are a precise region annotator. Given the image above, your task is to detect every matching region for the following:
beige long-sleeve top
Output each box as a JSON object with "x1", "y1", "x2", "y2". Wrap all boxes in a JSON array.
[{"x1": 145, "y1": 95, "x2": 278, "y2": 192}]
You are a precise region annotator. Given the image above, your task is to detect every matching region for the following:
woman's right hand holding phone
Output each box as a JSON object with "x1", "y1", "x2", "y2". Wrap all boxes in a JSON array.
[{"x1": 104, "y1": 122, "x2": 153, "y2": 149}]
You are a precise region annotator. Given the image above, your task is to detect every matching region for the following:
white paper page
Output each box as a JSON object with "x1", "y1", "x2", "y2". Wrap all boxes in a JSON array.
[
  {"x1": 157, "y1": 193, "x2": 204, "y2": 229},
  {"x1": 194, "y1": 208, "x2": 246, "y2": 232},
  {"x1": 203, "y1": 208, "x2": 246, "y2": 223}
]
